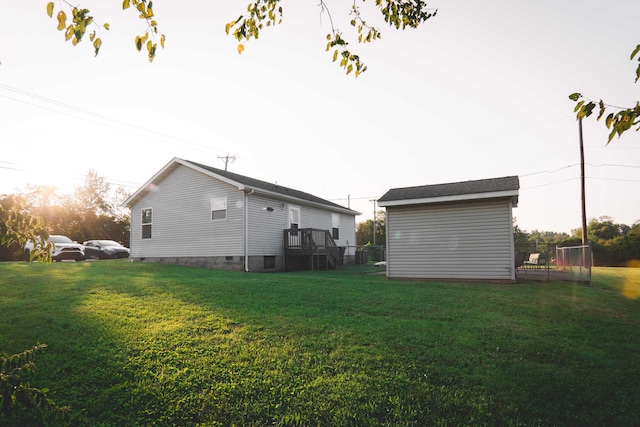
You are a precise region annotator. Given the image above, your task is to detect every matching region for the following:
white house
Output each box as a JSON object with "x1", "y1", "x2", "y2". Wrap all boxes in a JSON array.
[
  {"x1": 377, "y1": 176, "x2": 520, "y2": 282},
  {"x1": 124, "y1": 158, "x2": 360, "y2": 272}
]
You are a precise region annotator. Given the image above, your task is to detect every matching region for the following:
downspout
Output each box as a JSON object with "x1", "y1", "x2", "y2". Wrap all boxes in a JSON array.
[
  {"x1": 244, "y1": 189, "x2": 254, "y2": 272},
  {"x1": 509, "y1": 198, "x2": 515, "y2": 282}
]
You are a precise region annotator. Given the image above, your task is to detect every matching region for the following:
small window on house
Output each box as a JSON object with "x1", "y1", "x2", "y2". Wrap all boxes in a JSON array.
[
  {"x1": 141, "y1": 208, "x2": 152, "y2": 239},
  {"x1": 211, "y1": 197, "x2": 227, "y2": 220},
  {"x1": 332, "y1": 213, "x2": 340, "y2": 240},
  {"x1": 264, "y1": 256, "x2": 276, "y2": 270}
]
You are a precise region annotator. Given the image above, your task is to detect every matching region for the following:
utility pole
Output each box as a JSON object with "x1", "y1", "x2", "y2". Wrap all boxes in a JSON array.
[
  {"x1": 218, "y1": 155, "x2": 236, "y2": 171},
  {"x1": 369, "y1": 199, "x2": 377, "y2": 245},
  {"x1": 579, "y1": 118, "x2": 588, "y2": 247},
  {"x1": 579, "y1": 117, "x2": 591, "y2": 276}
]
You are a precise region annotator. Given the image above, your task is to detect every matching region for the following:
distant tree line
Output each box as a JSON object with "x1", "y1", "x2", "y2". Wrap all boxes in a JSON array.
[
  {"x1": 0, "y1": 171, "x2": 130, "y2": 261},
  {"x1": 515, "y1": 216, "x2": 640, "y2": 267}
]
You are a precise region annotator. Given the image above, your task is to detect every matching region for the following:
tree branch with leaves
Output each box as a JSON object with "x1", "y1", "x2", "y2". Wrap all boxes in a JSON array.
[
  {"x1": 44, "y1": 0, "x2": 436, "y2": 75},
  {"x1": 46, "y1": 0, "x2": 165, "y2": 61},
  {"x1": 570, "y1": 44, "x2": 640, "y2": 143},
  {"x1": 226, "y1": 0, "x2": 437, "y2": 76},
  {"x1": 0, "y1": 196, "x2": 53, "y2": 263}
]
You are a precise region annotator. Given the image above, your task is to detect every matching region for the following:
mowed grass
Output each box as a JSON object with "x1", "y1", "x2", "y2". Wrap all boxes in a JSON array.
[{"x1": 1, "y1": 262, "x2": 639, "y2": 426}]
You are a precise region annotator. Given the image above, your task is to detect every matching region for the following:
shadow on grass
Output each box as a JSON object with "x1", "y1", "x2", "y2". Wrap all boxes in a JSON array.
[{"x1": 1, "y1": 261, "x2": 639, "y2": 426}]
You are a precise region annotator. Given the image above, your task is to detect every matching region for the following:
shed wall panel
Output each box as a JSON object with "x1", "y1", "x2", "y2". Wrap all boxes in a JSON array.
[{"x1": 386, "y1": 199, "x2": 514, "y2": 280}]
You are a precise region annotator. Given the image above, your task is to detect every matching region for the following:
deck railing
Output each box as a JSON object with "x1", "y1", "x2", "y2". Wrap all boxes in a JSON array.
[{"x1": 284, "y1": 228, "x2": 341, "y2": 269}]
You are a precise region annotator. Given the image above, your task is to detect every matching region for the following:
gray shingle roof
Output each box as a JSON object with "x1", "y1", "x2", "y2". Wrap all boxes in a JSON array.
[
  {"x1": 183, "y1": 159, "x2": 356, "y2": 213},
  {"x1": 378, "y1": 176, "x2": 519, "y2": 203}
]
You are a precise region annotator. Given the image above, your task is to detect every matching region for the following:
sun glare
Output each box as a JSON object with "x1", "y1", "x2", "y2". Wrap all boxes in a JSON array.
[{"x1": 620, "y1": 261, "x2": 640, "y2": 300}]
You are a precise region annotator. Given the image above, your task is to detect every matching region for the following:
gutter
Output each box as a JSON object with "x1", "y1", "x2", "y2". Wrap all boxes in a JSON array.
[{"x1": 378, "y1": 190, "x2": 519, "y2": 208}]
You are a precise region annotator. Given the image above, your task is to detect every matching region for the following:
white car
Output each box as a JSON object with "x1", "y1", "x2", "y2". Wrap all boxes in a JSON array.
[{"x1": 24, "y1": 235, "x2": 85, "y2": 262}]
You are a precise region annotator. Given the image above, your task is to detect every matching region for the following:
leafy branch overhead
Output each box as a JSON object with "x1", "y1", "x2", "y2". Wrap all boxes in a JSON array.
[
  {"x1": 44, "y1": 0, "x2": 436, "y2": 75},
  {"x1": 45, "y1": 0, "x2": 165, "y2": 62},
  {"x1": 226, "y1": 0, "x2": 437, "y2": 76},
  {"x1": 569, "y1": 44, "x2": 640, "y2": 142}
]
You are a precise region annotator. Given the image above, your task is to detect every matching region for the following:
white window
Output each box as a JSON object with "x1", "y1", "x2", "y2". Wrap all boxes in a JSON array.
[
  {"x1": 332, "y1": 213, "x2": 340, "y2": 240},
  {"x1": 141, "y1": 208, "x2": 152, "y2": 239},
  {"x1": 211, "y1": 197, "x2": 227, "y2": 220}
]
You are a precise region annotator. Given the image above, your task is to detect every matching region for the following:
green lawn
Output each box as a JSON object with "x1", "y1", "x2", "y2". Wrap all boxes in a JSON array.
[{"x1": 1, "y1": 261, "x2": 639, "y2": 426}]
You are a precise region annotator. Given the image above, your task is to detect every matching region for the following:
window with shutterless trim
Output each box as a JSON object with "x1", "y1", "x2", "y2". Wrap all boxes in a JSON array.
[
  {"x1": 211, "y1": 197, "x2": 227, "y2": 220},
  {"x1": 141, "y1": 208, "x2": 152, "y2": 239},
  {"x1": 332, "y1": 213, "x2": 340, "y2": 240}
]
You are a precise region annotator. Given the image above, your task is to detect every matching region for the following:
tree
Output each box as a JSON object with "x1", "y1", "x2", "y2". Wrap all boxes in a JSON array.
[
  {"x1": 0, "y1": 171, "x2": 131, "y2": 261},
  {"x1": 53, "y1": 171, "x2": 130, "y2": 244},
  {"x1": 587, "y1": 216, "x2": 623, "y2": 241},
  {"x1": 72, "y1": 170, "x2": 114, "y2": 218},
  {"x1": 44, "y1": 0, "x2": 437, "y2": 76},
  {"x1": 513, "y1": 221, "x2": 530, "y2": 248},
  {"x1": 569, "y1": 44, "x2": 640, "y2": 142},
  {"x1": 0, "y1": 195, "x2": 53, "y2": 262},
  {"x1": 565, "y1": 216, "x2": 640, "y2": 266},
  {"x1": 356, "y1": 210, "x2": 386, "y2": 246}
]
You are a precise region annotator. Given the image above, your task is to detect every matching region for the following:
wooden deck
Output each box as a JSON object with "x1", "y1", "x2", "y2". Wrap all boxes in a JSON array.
[{"x1": 284, "y1": 228, "x2": 343, "y2": 271}]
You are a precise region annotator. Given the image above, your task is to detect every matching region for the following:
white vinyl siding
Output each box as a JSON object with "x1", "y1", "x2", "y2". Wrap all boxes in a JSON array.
[
  {"x1": 247, "y1": 195, "x2": 288, "y2": 256},
  {"x1": 386, "y1": 199, "x2": 514, "y2": 280},
  {"x1": 128, "y1": 161, "x2": 359, "y2": 266},
  {"x1": 337, "y1": 213, "x2": 356, "y2": 256},
  {"x1": 129, "y1": 164, "x2": 244, "y2": 258},
  {"x1": 211, "y1": 197, "x2": 227, "y2": 220},
  {"x1": 298, "y1": 205, "x2": 356, "y2": 248},
  {"x1": 246, "y1": 196, "x2": 357, "y2": 256}
]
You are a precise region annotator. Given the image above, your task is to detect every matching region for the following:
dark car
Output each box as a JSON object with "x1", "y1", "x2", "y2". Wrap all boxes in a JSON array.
[{"x1": 83, "y1": 240, "x2": 130, "y2": 259}]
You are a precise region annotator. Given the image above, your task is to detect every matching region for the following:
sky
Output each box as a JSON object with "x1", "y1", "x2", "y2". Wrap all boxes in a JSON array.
[{"x1": 1, "y1": 0, "x2": 639, "y2": 234}]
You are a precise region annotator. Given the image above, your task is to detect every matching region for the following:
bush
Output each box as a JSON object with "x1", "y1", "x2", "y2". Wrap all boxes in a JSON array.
[{"x1": 1, "y1": 344, "x2": 70, "y2": 425}]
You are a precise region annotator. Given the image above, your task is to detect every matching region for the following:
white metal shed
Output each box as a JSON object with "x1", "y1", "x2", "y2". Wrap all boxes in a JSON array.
[{"x1": 378, "y1": 176, "x2": 519, "y2": 282}]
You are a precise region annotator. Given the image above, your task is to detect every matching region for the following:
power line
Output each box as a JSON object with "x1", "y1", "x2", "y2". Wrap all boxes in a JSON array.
[
  {"x1": 0, "y1": 83, "x2": 229, "y2": 156},
  {"x1": 520, "y1": 162, "x2": 640, "y2": 178},
  {"x1": 588, "y1": 163, "x2": 640, "y2": 169}
]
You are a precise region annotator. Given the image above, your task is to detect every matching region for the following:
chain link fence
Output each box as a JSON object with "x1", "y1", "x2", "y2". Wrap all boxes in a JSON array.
[{"x1": 516, "y1": 242, "x2": 592, "y2": 284}]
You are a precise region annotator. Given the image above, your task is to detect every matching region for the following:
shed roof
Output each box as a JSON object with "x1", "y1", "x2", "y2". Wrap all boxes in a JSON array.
[
  {"x1": 377, "y1": 176, "x2": 519, "y2": 207},
  {"x1": 125, "y1": 157, "x2": 360, "y2": 215}
]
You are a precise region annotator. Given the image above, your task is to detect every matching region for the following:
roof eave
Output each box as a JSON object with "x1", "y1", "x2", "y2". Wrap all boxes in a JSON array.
[
  {"x1": 124, "y1": 158, "x2": 360, "y2": 215},
  {"x1": 378, "y1": 190, "x2": 519, "y2": 208},
  {"x1": 247, "y1": 187, "x2": 360, "y2": 215}
]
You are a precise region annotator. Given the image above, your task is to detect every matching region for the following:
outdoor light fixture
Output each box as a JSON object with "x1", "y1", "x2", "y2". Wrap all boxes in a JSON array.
[{"x1": 264, "y1": 207, "x2": 274, "y2": 212}]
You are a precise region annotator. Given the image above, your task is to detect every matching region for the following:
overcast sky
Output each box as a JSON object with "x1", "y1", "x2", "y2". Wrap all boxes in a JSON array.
[{"x1": 1, "y1": 0, "x2": 639, "y2": 233}]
